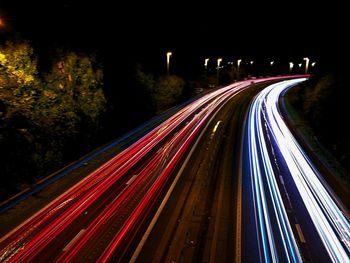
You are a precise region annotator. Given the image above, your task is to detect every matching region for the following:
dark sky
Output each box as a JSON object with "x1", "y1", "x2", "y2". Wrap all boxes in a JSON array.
[{"x1": 0, "y1": 0, "x2": 348, "y2": 75}]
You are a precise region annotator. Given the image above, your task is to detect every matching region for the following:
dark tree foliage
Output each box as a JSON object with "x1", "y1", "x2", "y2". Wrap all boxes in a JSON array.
[
  {"x1": 135, "y1": 66, "x2": 185, "y2": 114},
  {"x1": 300, "y1": 73, "x2": 350, "y2": 171},
  {"x1": 0, "y1": 41, "x2": 106, "y2": 200}
]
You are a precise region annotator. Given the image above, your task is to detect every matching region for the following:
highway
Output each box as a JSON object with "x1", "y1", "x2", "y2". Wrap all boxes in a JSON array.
[
  {"x1": 241, "y1": 79, "x2": 350, "y2": 262},
  {"x1": 1, "y1": 76, "x2": 348, "y2": 262},
  {"x1": 134, "y1": 80, "x2": 272, "y2": 262},
  {"x1": 0, "y1": 77, "x2": 286, "y2": 262}
]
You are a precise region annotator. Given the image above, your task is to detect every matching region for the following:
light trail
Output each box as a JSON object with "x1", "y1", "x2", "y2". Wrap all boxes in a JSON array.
[
  {"x1": 245, "y1": 78, "x2": 350, "y2": 262},
  {"x1": 1, "y1": 76, "x2": 289, "y2": 262}
]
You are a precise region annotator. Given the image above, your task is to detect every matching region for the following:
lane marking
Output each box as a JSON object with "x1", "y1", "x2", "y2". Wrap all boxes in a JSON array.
[
  {"x1": 295, "y1": 224, "x2": 306, "y2": 243},
  {"x1": 212, "y1": 120, "x2": 222, "y2": 133},
  {"x1": 126, "y1": 175, "x2": 138, "y2": 185},
  {"x1": 279, "y1": 175, "x2": 285, "y2": 185},
  {"x1": 129, "y1": 89, "x2": 241, "y2": 263},
  {"x1": 62, "y1": 229, "x2": 86, "y2": 252}
]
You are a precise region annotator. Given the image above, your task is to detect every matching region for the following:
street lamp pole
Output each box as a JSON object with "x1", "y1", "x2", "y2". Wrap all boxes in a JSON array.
[
  {"x1": 167, "y1": 52, "x2": 172, "y2": 75},
  {"x1": 204, "y1": 58, "x2": 209, "y2": 75},
  {"x1": 237, "y1": 59, "x2": 242, "y2": 79},
  {"x1": 289, "y1": 62, "x2": 294, "y2": 74},
  {"x1": 237, "y1": 59, "x2": 242, "y2": 69},
  {"x1": 217, "y1": 58, "x2": 222, "y2": 86},
  {"x1": 303, "y1": 57, "x2": 309, "y2": 74}
]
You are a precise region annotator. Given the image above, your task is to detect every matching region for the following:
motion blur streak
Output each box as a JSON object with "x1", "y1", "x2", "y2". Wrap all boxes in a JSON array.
[
  {"x1": 246, "y1": 79, "x2": 304, "y2": 263},
  {"x1": 0, "y1": 76, "x2": 292, "y2": 262},
  {"x1": 246, "y1": 78, "x2": 350, "y2": 262}
]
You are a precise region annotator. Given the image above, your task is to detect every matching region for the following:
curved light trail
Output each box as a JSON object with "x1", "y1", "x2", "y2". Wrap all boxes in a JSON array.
[
  {"x1": 4, "y1": 75, "x2": 345, "y2": 262},
  {"x1": 0, "y1": 76, "x2": 291, "y2": 262},
  {"x1": 244, "y1": 78, "x2": 350, "y2": 262}
]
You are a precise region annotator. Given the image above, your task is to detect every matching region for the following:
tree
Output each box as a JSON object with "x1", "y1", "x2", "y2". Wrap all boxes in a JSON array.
[
  {"x1": 134, "y1": 67, "x2": 185, "y2": 113},
  {"x1": 303, "y1": 74, "x2": 334, "y2": 126},
  {"x1": 301, "y1": 74, "x2": 350, "y2": 171},
  {"x1": 0, "y1": 41, "x2": 41, "y2": 195},
  {"x1": 0, "y1": 43, "x2": 107, "y2": 200},
  {"x1": 152, "y1": 75, "x2": 185, "y2": 113},
  {"x1": 43, "y1": 51, "x2": 106, "y2": 123},
  {"x1": 0, "y1": 40, "x2": 40, "y2": 119},
  {"x1": 37, "y1": 51, "x2": 106, "y2": 159}
]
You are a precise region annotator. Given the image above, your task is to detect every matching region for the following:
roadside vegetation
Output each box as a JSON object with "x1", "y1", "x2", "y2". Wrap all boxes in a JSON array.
[
  {"x1": 0, "y1": 39, "x2": 194, "y2": 202},
  {"x1": 0, "y1": 40, "x2": 106, "y2": 200},
  {"x1": 286, "y1": 71, "x2": 350, "y2": 186}
]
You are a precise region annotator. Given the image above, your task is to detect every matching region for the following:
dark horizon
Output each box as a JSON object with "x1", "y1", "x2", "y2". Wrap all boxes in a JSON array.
[{"x1": 1, "y1": 1, "x2": 348, "y2": 77}]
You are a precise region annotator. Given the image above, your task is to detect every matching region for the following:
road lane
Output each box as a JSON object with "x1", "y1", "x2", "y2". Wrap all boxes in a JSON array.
[
  {"x1": 1, "y1": 76, "x2": 312, "y2": 262},
  {"x1": 135, "y1": 81, "x2": 282, "y2": 262},
  {"x1": 1, "y1": 77, "x2": 287, "y2": 262},
  {"x1": 242, "y1": 78, "x2": 350, "y2": 262}
]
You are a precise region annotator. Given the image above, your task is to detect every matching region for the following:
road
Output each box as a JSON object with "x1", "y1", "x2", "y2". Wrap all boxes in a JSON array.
[
  {"x1": 134, "y1": 80, "x2": 271, "y2": 263},
  {"x1": 1, "y1": 76, "x2": 348, "y2": 262},
  {"x1": 241, "y1": 79, "x2": 350, "y2": 262},
  {"x1": 0, "y1": 77, "x2": 287, "y2": 262}
]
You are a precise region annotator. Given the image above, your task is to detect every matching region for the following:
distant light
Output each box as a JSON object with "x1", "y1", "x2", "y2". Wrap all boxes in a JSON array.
[
  {"x1": 250, "y1": 61, "x2": 254, "y2": 65},
  {"x1": 204, "y1": 58, "x2": 209, "y2": 66},
  {"x1": 311, "y1": 62, "x2": 316, "y2": 67},
  {"x1": 166, "y1": 52, "x2": 172, "y2": 74},
  {"x1": 270, "y1": 61, "x2": 274, "y2": 66},
  {"x1": 212, "y1": 120, "x2": 222, "y2": 133},
  {"x1": 217, "y1": 58, "x2": 222, "y2": 67},
  {"x1": 303, "y1": 57, "x2": 310, "y2": 74},
  {"x1": 0, "y1": 18, "x2": 4, "y2": 28},
  {"x1": 237, "y1": 59, "x2": 242, "y2": 67},
  {"x1": 298, "y1": 63, "x2": 302, "y2": 68},
  {"x1": 289, "y1": 62, "x2": 294, "y2": 73}
]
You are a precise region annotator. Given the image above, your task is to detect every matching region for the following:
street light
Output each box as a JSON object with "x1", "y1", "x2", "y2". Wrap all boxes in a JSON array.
[
  {"x1": 303, "y1": 57, "x2": 310, "y2": 74},
  {"x1": 289, "y1": 62, "x2": 294, "y2": 74},
  {"x1": 237, "y1": 59, "x2": 242, "y2": 69},
  {"x1": 204, "y1": 58, "x2": 209, "y2": 74},
  {"x1": 217, "y1": 58, "x2": 222, "y2": 67},
  {"x1": 166, "y1": 51, "x2": 172, "y2": 75},
  {"x1": 217, "y1": 58, "x2": 222, "y2": 86}
]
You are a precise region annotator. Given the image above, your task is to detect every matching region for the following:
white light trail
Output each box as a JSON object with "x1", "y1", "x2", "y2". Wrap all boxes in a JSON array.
[
  {"x1": 247, "y1": 78, "x2": 350, "y2": 262},
  {"x1": 247, "y1": 79, "x2": 304, "y2": 263}
]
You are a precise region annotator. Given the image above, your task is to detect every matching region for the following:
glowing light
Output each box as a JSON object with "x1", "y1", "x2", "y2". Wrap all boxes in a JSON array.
[
  {"x1": 217, "y1": 58, "x2": 222, "y2": 67},
  {"x1": 303, "y1": 57, "x2": 310, "y2": 74},
  {"x1": 245, "y1": 78, "x2": 350, "y2": 262},
  {"x1": 1, "y1": 75, "x2": 317, "y2": 262},
  {"x1": 166, "y1": 52, "x2": 172, "y2": 74},
  {"x1": 289, "y1": 62, "x2": 294, "y2": 73},
  {"x1": 212, "y1": 120, "x2": 222, "y2": 133}
]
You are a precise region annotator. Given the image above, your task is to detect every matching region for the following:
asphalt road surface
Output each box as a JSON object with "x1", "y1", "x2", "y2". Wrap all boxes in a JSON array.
[{"x1": 2, "y1": 76, "x2": 347, "y2": 262}]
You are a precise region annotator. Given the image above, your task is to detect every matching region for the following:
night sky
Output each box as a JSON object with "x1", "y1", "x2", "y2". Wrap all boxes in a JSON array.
[{"x1": 0, "y1": 0, "x2": 348, "y2": 76}]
